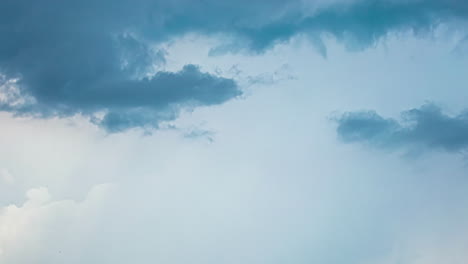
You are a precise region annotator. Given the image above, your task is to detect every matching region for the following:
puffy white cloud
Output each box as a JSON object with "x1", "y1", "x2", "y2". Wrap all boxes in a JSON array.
[{"x1": 0, "y1": 185, "x2": 112, "y2": 264}]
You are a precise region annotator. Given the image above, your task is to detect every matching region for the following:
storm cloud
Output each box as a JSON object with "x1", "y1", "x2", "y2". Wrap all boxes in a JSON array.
[
  {"x1": 1, "y1": 0, "x2": 468, "y2": 131},
  {"x1": 336, "y1": 104, "x2": 468, "y2": 153}
]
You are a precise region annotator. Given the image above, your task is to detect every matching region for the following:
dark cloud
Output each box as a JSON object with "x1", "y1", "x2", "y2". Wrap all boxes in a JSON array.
[
  {"x1": 203, "y1": 0, "x2": 468, "y2": 55},
  {"x1": 1, "y1": 63, "x2": 239, "y2": 132},
  {"x1": 1, "y1": 0, "x2": 468, "y2": 131},
  {"x1": 335, "y1": 104, "x2": 468, "y2": 153},
  {"x1": 0, "y1": 0, "x2": 243, "y2": 132}
]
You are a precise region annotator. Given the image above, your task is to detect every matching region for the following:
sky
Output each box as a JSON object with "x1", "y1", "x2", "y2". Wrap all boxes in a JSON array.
[{"x1": 1, "y1": 0, "x2": 468, "y2": 263}]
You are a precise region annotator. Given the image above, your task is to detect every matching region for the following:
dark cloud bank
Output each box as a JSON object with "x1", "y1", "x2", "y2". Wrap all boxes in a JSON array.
[
  {"x1": 336, "y1": 104, "x2": 468, "y2": 153},
  {"x1": 1, "y1": 0, "x2": 468, "y2": 132}
]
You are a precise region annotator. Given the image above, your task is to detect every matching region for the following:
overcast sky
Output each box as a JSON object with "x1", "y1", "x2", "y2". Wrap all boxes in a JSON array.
[{"x1": 1, "y1": 0, "x2": 468, "y2": 263}]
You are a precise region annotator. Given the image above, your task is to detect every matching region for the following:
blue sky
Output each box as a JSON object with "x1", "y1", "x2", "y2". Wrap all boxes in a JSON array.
[{"x1": 1, "y1": 0, "x2": 468, "y2": 263}]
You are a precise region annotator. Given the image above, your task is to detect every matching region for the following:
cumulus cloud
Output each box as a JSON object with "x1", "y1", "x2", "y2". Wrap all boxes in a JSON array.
[
  {"x1": 2, "y1": 166, "x2": 468, "y2": 264},
  {"x1": 335, "y1": 104, "x2": 468, "y2": 153},
  {"x1": 1, "y1": 0, "x2": 468, "y2": 131},
  {"x1": 0, "y1": 185, "x2": 112, "y2": 263}
]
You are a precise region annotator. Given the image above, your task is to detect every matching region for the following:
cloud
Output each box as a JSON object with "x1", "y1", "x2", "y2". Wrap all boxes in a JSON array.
[
  {"x1": 1, "y1": 0, "x2": 468, "y2": 132},
  {"x1": 335, "y1": 103, "x2": 468, "y2": 153},
  {"x1": 1, "y1": 60, "x2": 240, "y2": 133},
  {"x1": 0, "y1": 185, "x2": 113, "y2": 263},
  {"x1": 183, "y1": 128, "x2": 215, "y2": 142},
  {"x1": 204, "y1": 0, "x2": 468, "y2": 54},
  {"x1": 0, "y1": 0, "x2": 243, "y2": 132},
  {"x1": 3, "y1": 163, "x2": 468, "y2": 264}
]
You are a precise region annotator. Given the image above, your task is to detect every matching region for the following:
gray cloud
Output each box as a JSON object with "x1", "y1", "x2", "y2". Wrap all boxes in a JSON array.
[
  {"x1": 1, "y1": 0, "x2": 468, "y2": 131},
  {"x1": 335, "y1": 104, "x2": 468, "y2": 153}
]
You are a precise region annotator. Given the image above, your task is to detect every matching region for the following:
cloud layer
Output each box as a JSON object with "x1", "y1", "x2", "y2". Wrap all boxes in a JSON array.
[
  {"x1": 336, "y1": 104, "x2": 468, "y2": 153},
  {"x1": 1, "y1": 0, "x2": 468, "y2": 131}
]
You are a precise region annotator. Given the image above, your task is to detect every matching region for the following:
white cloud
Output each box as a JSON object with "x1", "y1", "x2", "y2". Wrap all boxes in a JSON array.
[{"x1": 0, "y1": 184, "x2": 113, "y2": 264}]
